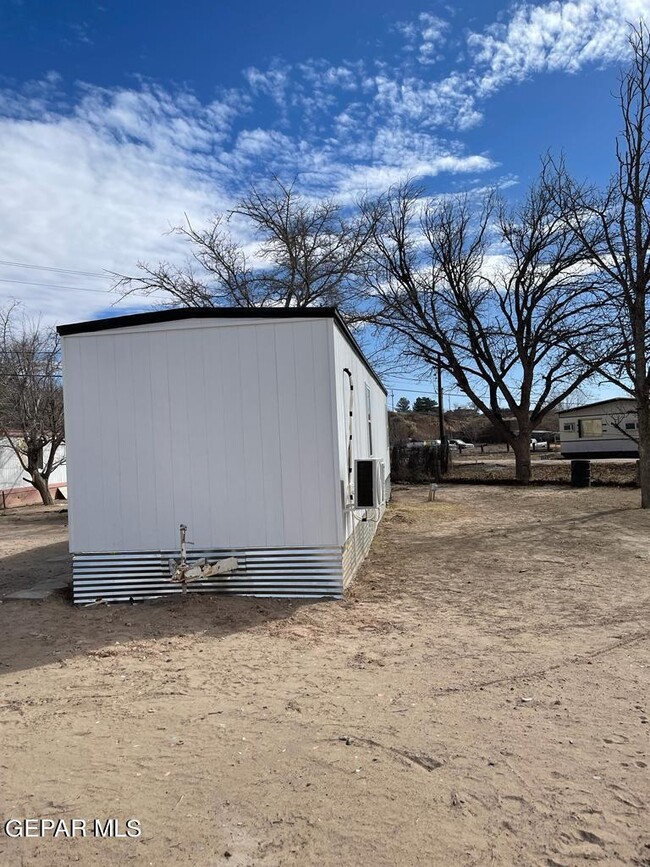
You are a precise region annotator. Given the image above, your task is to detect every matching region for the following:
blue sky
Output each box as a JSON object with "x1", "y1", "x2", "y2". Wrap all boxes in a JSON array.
[{"x1": 0, "y1": 0, "x2": 647, "y2": 404}]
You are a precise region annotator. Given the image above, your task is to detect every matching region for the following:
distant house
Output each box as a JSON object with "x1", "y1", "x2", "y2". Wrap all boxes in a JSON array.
[
  {"x1": 0, "y1": 435, "x2": 67, "y2": 508},
  {"x1": 557, "y1": 397, "x2": 638, "y2": 458}
]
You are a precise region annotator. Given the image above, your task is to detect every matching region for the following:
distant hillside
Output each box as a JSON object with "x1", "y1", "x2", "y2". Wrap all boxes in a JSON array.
[
  {"x1": 388, "y1": 409, "x2": 558, "y2": 446},
  {"x1": 388, "y1": 411, "x2": 471, "y2": 445}
]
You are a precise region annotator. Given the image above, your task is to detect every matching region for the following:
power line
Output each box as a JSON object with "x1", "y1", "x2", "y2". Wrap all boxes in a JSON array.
[
  {"x1": 0, "y1": 276, "x2": 158, "y2": 301},
  {"x1": 384, "y1": 384, "x2": 478, "y2": 398},
  {"x1": 0, "y1": 277, "x2": 115, "y2": 295},
  {"x1": 0, "y1": 259, "x2": 110, "y2": 279}
]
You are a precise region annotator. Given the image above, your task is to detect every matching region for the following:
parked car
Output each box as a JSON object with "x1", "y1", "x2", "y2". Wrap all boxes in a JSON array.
[
  {"x1": 405, "y1": 439, "x2": 441, "y2": 447},
  {"x1": 448, "y1": 438, "x2": 474, "y2": 451}
]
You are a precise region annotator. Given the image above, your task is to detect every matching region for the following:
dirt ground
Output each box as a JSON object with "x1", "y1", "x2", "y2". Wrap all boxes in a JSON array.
[
  {"x1": 0, "y1": 504, "x2": 70, "y2": 596},
  {"x1": 1, "y1": 485, "x2": 649, "y2": 866},
  {"x1": 448, "y1": 455, "x2": 639, "y2": 486}
]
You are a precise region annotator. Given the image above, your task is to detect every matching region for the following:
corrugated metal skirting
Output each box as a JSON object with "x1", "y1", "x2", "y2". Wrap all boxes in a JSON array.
[
  {"x1": 342, "y1": 507, "x2": 385, "y2": 588},
  {"x1": 72, "y1": 546, "x2": 344, "y2": 604}
]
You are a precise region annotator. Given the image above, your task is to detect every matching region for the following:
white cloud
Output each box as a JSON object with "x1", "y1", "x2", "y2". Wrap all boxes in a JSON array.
[
  {"x1": 0, "y1": 69, "x2": 495, "y2": 324},
  {"x1": 395, "y1": 13, "x2": 450, "y2": 64},
  {"x1": 418, "y1": 13, "x2": 451, "y2": 65},
  {"x1": 243, "y1": 65, "x2": 290, "y2": 117},
  {"x1": 470, "y1": 0, "x2": 650, "y2": 93},
  {"x1": 0, "y1": 85, "x2": 240, "y2": 325},
  {"x1": 1, "y1": 0, "x2": 644, "y2": 325}
]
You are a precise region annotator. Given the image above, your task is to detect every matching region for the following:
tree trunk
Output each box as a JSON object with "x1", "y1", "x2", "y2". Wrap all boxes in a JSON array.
[
  {"x1": 512, "y1": 432, "x2": 532, "y2": 484},
  {"x1": 30, "y1": 471, "x2": 54, "y2": 505},
  {"x1": 637, "y1": 400, "x2": 650, "y2": 508}
]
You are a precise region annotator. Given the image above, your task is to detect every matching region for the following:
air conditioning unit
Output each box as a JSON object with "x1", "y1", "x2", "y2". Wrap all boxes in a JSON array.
[{"x1": 354, "y1": 459, "x2": 385, "y2": 508}]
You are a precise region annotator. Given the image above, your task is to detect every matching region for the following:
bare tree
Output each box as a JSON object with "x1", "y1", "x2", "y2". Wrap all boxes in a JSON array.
[
  {"x1": 363, "y1": 169, "x2": 605, "y2": 483},
  {"x1": 0, "y1": 303, "x2": 65, "y2": 505},
  {"x1": 116, "y1": 178, "x2": 373, "y2": 317},
  {"x1": 552, "y1": 23, "x2": 650, "y2": 505}
]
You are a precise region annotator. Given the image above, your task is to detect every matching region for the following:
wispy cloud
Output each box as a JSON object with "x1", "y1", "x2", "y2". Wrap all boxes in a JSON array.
[
  {"x1": 396, "y1": 13, "x2": 451, "y2": 65},
  {"x1": 469, "y1": 0, "x2": 650, "y2": 94},
  {"x1": 0, "y1": 82, "x2": 241, "y2": 323}
]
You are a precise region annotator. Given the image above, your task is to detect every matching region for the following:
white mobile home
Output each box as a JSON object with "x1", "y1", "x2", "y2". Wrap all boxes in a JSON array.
[
  {"x1": 58, "y1": 308, "x2": 390, "y2": 603},
  {"x1": 558, "y1": 397, "x2": 638, "y2": 458}
]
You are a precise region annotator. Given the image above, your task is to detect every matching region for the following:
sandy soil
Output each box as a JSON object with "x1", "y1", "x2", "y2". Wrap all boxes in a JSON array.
[
  {"x1": 0, "y1": 504, "x2": 69, "y2": 596},
  {"x1": 1, "y1": 485, "x2": 649, "y2": 866}
]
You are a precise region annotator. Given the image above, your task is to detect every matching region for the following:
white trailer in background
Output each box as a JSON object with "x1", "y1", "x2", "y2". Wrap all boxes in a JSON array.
[
  {"x1": 558, "y1": 397, "x2": 639, "y2": 458},
  {"x1": 58, "y1": 308, "x2": 390, "y2": 603},
  {"x1": 0, "y1": 437, "x2": 66, "y2": 508}
]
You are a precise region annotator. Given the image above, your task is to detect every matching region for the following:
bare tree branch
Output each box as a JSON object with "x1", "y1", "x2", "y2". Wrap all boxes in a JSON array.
[
  {"x1": 551, "y1": 22, "x2": 650, "y2": 505},
  {"x1": 0, "y1": 303, "x2": 64, "y2": 505},
  {"x1": 362, "y1": 166, "x2": 608, "y2": 483},
  {"x1": 114, "y1": 177, "x2": 376, "y2": 318}
]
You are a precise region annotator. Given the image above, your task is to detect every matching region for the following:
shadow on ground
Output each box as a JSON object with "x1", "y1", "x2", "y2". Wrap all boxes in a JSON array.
[
  {"x1": 0, "y1": 592, "x2": 322, "y2": 676},
  {"x1": 0, "y1": 540, "x2": 71, "y2": 596}
]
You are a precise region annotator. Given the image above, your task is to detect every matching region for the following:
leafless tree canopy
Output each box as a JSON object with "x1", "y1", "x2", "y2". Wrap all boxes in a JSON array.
[
  {"x1": 0, "y1": 303, "x2": 65, "y2": 505},
  {"x1": 116, "y1": 178, "x2": 373, "y2": 317},
  {"x1": 362, "y1": 166, "x2": 605, "y2": 482},
  {"x1": 552, "y1": 22, "x2": 650, "y2": 505}
]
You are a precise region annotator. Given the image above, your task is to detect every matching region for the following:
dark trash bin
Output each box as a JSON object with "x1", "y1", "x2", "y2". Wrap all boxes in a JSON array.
[{"x1": 571, "y1": 459, "x2": 591, "y2": 488}]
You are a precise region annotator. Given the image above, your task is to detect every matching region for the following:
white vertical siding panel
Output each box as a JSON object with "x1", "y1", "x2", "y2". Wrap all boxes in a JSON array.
[
  {"x1": 183, "y1": 331, "x2": 210, "y2": 542},
  {"x1": 273, "y1": 325, "x2": 305, "y2": 546},
  {"x1": 127, "y1": 333, "x2": 159, "y2": 549},
  {"x1": 237, "y1": 327, "x2": 267, "y2": 544},
  {"x1": 195, "y1": 331, "x2": 215, "y2": 543},
  {"x1": 165, "y1": 330, "x2": 199, "y2": 538},
  {"x1": 218, "y1": 327, "x2": 248, "y2": 542},
  {"x1": 0, "y1": 445, "x2": 23, "y2": 490},
  {"x1": 63, "y1": 318, "x2": 341, "y2": 553},
  {"x1": 47, "y1": 445, "x2": 67, "y2": 485},
  {"x1": 255, "y1": 325, "x2": 286, "y2": 547},
  {"x1": 200, "y1": 326, "x2": 228, "y2": 544},
  {"x1": 325, "y1": 322, "x2": 347, "y2": 546},
  {"x1": 295, "y1": 322, "x2": 333, "y2": 543},
  {"x1": 292, "y1": 325, "x2": 318, "y2": 540},
  {"x1": 94, "y1": 336, "x2": 122, "y2": 549},
  {"x1": 145, "y1": 330, "x2": 176, "y2": 546},
  {"x1": 112, "y1": 336, "x2": 142, "y2": 551}
]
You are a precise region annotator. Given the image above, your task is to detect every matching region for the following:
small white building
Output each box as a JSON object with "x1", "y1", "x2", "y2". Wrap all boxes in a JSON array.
[
  {"x1": 58, "y1": 308, "x2": 390, "y2": 603},
  {"x1": 558, "y1": 397, "x2": 638, "y2": 458},
  {"x1": 0, "y1": 436, "x2": 66, "y2": 508}
]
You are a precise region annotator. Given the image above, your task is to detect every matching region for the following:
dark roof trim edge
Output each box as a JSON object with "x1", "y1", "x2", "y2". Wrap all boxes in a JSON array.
[
  {"x1": 556, "y1": 396, "x2": 636, "y2": 414},
  {"x1": 57, "y1": 306, "x2": 387, "y2": 395}
]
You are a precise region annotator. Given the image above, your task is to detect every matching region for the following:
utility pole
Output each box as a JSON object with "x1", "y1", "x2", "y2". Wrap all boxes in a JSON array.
[
  {"x1": 437, "y1": 353, "x2": 448, "y2": 473},
  {"x1": 390, "y1": 389, "x2": 394, "y2": 411}
]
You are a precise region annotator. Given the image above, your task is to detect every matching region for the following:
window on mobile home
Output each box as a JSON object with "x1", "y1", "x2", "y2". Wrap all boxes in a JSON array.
[
  {"x1": 365, "y1": 383, "x2": 373, "y2": 455},
  {"x1": 579, "y1": 418, "x2": 603, "y2": 438}
]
